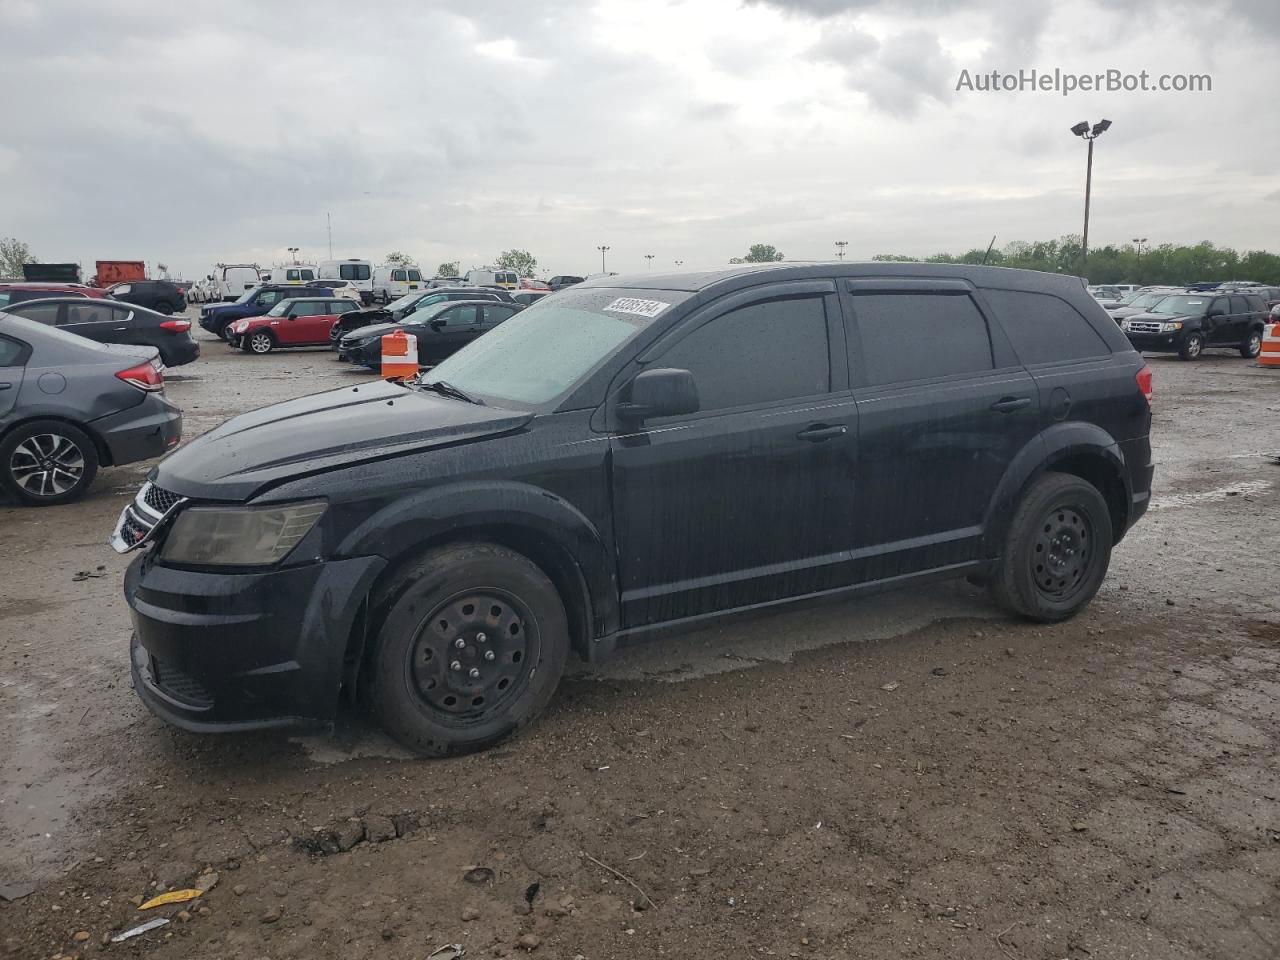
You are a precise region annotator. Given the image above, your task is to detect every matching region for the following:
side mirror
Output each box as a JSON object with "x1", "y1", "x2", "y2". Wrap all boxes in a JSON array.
[
  {"x1": 429, "y1": 318, "x2": 446, "y2": 330},
  {"x1": 618, "y1": 368, "x2": 699, "y2": 421}
]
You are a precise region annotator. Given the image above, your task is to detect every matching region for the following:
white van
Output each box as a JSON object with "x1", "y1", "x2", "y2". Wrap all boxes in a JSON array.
[
  {"x1": 318, "y1": 259, "x2": 373, "y2": 303},
  {"x1": 464, "y1": 268, "x2": 519, "y2": 290},
  {"x1": 210, "y1": 264, "x2": 261, "y2": 300},
  {"x1": 373, "y1": 264, "x2": 425, "y2": 303},
  {"x1": 261, "y1": 264, "x2": 318, "y2": 285}
]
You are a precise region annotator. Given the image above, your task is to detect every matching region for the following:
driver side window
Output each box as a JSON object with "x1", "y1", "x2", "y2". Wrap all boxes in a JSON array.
[{"x1": 655, "y1": 295, "x2": 831, "y2": 413}]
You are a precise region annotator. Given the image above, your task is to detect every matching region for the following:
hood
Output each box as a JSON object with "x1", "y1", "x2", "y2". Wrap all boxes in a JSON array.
[
  {"x1": 1108, "y1": 305, "x2": 1149, "y2": 319},
  {"x1": 342, "y1": 322, "x2": 403, "y2": 342},
  {"x1": 153, "y1": 379, "x2": 532, "y2": 501},
  {"x1": 1126, "y1": 310, "x2": 1192, "y2": 322}
]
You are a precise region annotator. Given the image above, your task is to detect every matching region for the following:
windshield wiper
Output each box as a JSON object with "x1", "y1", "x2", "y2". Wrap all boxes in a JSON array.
[{"x1": 419, "y1": 379, "x2": 483, "y2": 405}]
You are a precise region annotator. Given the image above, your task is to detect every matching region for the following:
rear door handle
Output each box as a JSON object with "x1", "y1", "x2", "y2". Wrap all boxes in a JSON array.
[
  {"x1": 796, "y1": 423, "x2": 847, "y2": 442},
  {"x1": 990, "y1": 396, "x2": 1032, "y2": 413},
  {"x1": 0, "y1": 383, "x2": 11, "y2": 390}
]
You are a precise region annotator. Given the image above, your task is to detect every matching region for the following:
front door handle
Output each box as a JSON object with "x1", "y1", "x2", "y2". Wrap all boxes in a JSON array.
[
  {"x1": 0, "y1": 383, "x2": 12, "y2": 390},
  {"x1": 990, "y1": 396, "x2": 1032, "y2": 413},
  {"x1": 796, "y1": 423, "x2": 847, "y2": 442}
]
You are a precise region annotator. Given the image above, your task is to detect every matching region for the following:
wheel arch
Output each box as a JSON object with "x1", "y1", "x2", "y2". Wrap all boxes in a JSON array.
[
  {"x1": 984, "y1": 423, "x2": 1132, "y2": 552},
  {"x1": 335, "y1": 482, "x2": 616, "y2": 700}
]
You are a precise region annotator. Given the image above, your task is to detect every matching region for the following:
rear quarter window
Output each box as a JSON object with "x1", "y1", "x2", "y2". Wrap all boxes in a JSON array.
[{"x1": 982, "y1": 289, "x2": 1111, "y2": 365}]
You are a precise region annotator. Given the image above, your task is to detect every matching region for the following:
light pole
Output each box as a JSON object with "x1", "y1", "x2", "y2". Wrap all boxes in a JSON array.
[
  {"x1": 1132, "y1": 237, "x2": 1148, "y2": 262},
  {"x1": 674, "y1": 259, "x2": 684, "y2": 268},
  {"x1": 287, "y1": 246, "x2": 299, "y2": 265},
  {"x1": 834, "y1": 241, "x2": 848, "y2": 261},
  {"x1": 1070, "y1": 119, "x2": 1111, "y2": 275},
  {"x1": 644, "y1": 254, "x2": 654, "y2": 270},
  {"x1": 597, "y1": 245, "x2": 610, "y2": 273}
]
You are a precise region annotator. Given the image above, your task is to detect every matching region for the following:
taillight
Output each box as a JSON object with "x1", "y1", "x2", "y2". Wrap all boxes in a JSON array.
[
  {"x1": 160, "y1": 320, "x2": 190, "y2": 332},
  {"x1": 116, "y1": 360, "x2": 164, "y2": 392},
  {"x1": 1136, "y1": 365, "x2": 1153, "y2": 405}
]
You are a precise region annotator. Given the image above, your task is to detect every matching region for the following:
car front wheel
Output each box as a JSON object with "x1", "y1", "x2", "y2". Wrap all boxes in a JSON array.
[
  {"x1": 220, "y1": 324, "x2": 236, "y2": 342},
  {"x1": 0, "y1": 420, "x2": 100, "y2": 506},
  {"x1": 1178, "y1": 332, "x2": 1204, "y2": 360},
  {"x1": 989, "y1": 472, "x2": 1113, "y2": 623},
  {"x1": 1240, "y1": 330, "x2": 1263, "y2": 358},
  {"x1": 244, "y1": 331, "x2": 274, "y2": 354},
  {"x1": 366, "y1": 543, "x2": 570, "y2": 757}
]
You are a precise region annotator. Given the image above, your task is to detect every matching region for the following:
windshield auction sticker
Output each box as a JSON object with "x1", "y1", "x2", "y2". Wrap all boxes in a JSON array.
[{"x1": 604, "y1": 297, "x2": 670, "y2": 318}]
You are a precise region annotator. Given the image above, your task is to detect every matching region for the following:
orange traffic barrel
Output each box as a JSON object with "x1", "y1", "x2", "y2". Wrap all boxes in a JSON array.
[
  {"x1": 381, "y1": 329, "x2": 419, "y2": 380},
  {"x1": 1261, "y1": 323, "x2": 1280, "y2": 368}
]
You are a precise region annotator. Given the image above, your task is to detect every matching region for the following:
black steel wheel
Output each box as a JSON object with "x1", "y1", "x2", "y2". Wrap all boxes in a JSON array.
[
  {"x1": 367, "y1": 542, "x2": 569, "y2": 756},
  {"x1": 990, "y1": 472, "x2": 1113, "y2": 622}
]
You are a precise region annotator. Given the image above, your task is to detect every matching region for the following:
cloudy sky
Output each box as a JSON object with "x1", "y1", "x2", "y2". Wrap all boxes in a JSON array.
[{"x1": 1, "y1": 0, "x2": 1276, "y2": 280}]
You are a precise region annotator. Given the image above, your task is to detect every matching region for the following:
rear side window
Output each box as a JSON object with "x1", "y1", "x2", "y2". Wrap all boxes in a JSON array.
[
  {"x1": 392, "y1": 269, "x2": 407, "y2": 282},
  {"x1": 0, "y1": 335, "x2": 25, "y2": 365},
  {"x1": 850, "y1": 292, "x2": 992, "y2": 384},
  {"x1": 982, "y1": 289, "x2": 1110, "y2": 366},
  {"x1": 657, "y1": 295, "x2": 830, "y2": 412}
]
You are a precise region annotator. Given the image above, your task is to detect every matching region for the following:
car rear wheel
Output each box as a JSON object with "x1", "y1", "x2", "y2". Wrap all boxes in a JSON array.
[
  {"x1": 989, "y1": 472, "x2": 1113, "y2": 623},
  {"x1": 366, "y1": 542, "x2": 570, "y2": 757},
  {"x1": 244, "y1": 331, "x2": 274, "y2": 354},
  {"x1": 1178, "y1": 332, "x2": 1204, "y2": 361},
  {"x1": 1240, "y1": 330, "x2": 1263, "y2": 358},
  {"x1": 0, "y1": 420, "x2": 100, "y2": 506}
]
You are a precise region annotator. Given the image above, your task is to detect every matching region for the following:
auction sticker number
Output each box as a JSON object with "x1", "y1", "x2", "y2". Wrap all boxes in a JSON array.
[{"x1": 604, "y1": 297, "x2": 670, "y2": 319}]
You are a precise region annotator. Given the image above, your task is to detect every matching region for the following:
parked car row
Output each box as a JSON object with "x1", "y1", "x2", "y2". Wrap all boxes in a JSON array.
[{"x1": 1104, "y1": 286, "x2": 1271, "y2": 360}]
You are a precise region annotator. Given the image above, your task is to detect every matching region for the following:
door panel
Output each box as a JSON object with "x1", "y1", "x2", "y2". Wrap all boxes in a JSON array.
[{"x1": 608, "y1": 284, "x2": 857, "y2": 627}]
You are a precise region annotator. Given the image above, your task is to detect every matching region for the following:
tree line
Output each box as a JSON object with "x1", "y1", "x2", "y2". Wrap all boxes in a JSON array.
[{"x1": 869, "y1": 236, "x2": 1280, "y2": 286}]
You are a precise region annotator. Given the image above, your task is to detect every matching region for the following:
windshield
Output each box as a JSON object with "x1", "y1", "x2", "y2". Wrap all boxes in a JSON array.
[
  {"x1": 233, "y1": 287, "x2": 261, "y2": 305},
  {"x1": 385, "y1": 293, "x2": 423, "y2": 312},
  {"x1": 266, "y1": 300, "x2": 292, "y2": 317},
  {"x1": 423, "y1": 288, "x2": 690, "y2": 408},
  {"x1": 1121, "y1": 292, "x2": 1171, "y2": 310},
  {"x1": 1150, "y1": 295, "x2": 1209, "y2": 316}
]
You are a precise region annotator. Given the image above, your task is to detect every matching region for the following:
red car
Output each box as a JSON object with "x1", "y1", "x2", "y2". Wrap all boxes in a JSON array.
[
  {"x1": 228, "y1": 296, "x2": 360, "y2": 354},
  {"x1": 0, "y1": 282, "x2": 109, "y2": 308}
]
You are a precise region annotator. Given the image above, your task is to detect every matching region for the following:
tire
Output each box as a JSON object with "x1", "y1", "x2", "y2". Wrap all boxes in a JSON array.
[
  {"x1": 220, "y1": 324, "x2": 236, "y2": 342},
  {"x1": 0, "y1": 420, "x2": 100, "y2": 506},
  {"x1": 989, "y1": 472, "x2": 1113, "y2": 623},
  {"x1": 245, "y1": 331, "x2": 274, "y2": 354},
  {"x1": 366, "y1": 542, "x2": 570, "y2": 757},
  {"x1": 1240, "y1": 329, "x2": 1263, "y2": 359},
  {"x1": 1178, "y1": 332, "x2": 1204, "y2": 361}
]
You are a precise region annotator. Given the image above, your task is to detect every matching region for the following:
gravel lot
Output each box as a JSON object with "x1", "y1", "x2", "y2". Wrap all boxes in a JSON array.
[{"x1": 1, "y1": 318, "x2": 1278, "y2": 959}]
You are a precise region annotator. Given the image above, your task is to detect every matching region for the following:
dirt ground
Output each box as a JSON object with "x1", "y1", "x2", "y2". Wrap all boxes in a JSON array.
[{"x1": 2, "y1": 318, "x2": 1278, "y2": 960}]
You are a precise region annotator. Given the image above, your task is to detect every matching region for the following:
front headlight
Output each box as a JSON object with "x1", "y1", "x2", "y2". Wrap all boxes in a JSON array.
[
  {"x1": 1161, "y1": 321, "x2": 1183, "y2": 333},
  {"x1": 161, "y1": 501, "x2": 326, "y2": 566},
  {"x1": 235, "y1": 320, "x2": 250, "y2": 333}
]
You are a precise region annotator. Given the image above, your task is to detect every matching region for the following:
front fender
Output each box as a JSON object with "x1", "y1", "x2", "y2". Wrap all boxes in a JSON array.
[
  {"x1": 335, "y1": 479, "x2": 617, "y2": 638},
  {"x1": 983, "y1": 421, "x2": 1129, "y2": 553}
]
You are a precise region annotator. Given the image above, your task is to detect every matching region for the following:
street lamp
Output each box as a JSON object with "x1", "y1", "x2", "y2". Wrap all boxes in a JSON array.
[
  {"x1": 645, "y1": 254, "x2": 655, "y2": 270},
  {"x1": 597, "y1": 245, "x2": 610, "y2": 273},
  {"x1": 1132, "y1": 237, "x2": 1149, "y2": 262},
  {"x1": 1070, "y1": 119, "x2": 1112, "y2": 275},
  {"x1": 674, "y1": 259, "x2": 684, "y2": 268},
  {"x1": 287, "y1": 246, "x2": 299, "y2": 264},
  {"x1": 834, "y1": 241, "x2": 848, "y2": 261}
]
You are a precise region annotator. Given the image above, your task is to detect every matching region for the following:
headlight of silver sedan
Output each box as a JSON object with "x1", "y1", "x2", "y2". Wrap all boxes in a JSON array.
[{"x1": 161, "y1": 501, "x2": 326, "y2": 566}]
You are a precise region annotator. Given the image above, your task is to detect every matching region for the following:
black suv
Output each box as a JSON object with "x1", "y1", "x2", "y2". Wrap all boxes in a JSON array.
[
  {"x1": 107, "y1": 280, "x2": 187, "y2": 315},
  {"x1": 1119, "y1": 291, "x2": 1268, "y2": 360},
  {"x1": 114, "y1": 264, "x2": 1153, "y2": 756}
]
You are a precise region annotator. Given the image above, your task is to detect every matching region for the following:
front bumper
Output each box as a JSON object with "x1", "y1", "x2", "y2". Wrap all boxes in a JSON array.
[
  {"x1": 338, "y1": 341, "x2": 379, "y2": 366},
  {"x1": 93, "y1": 394, "x2": 182, "y2": 466},
  {"x1": 1124, "y1": 332, "x2": 1185, "y2": 352},
  {"x1": 126, "y1": 551, "x2": 387, "y2": 730}
]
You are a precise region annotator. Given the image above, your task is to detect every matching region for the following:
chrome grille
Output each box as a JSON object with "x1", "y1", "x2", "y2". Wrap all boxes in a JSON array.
[
  {"x1": 1127, "y1": 321, "x2": 1163, "y2": 334},
  {"x1": 142, "y1": 483, "x2": 182, "y2": 515},
  {"x1": 110, "y1": 481, "x2": 188, "y2": 554}
]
